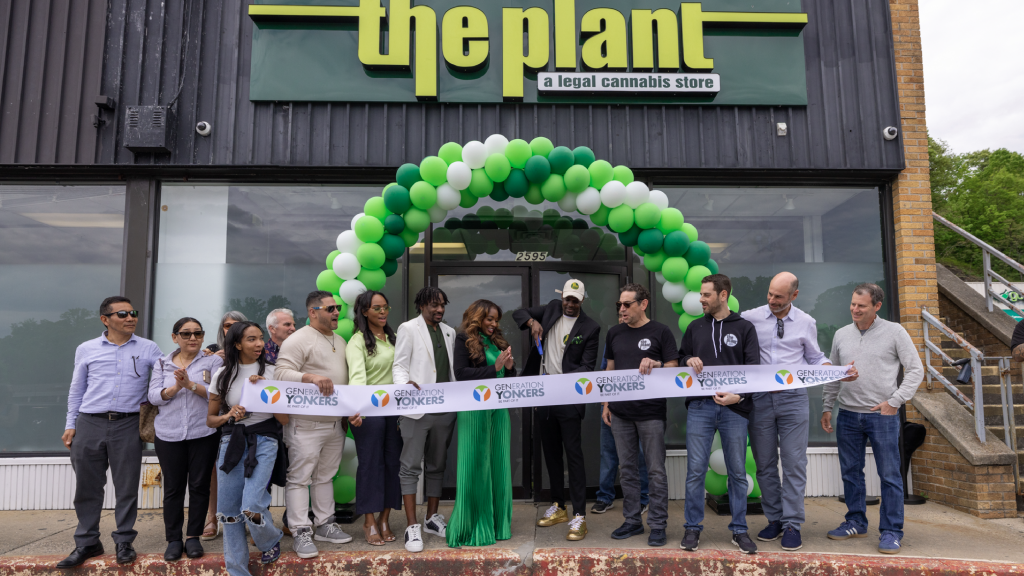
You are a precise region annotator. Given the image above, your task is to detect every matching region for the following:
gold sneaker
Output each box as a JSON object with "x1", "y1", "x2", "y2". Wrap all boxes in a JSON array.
[
  {"x1": 566, "y1": 514, "x2": 587, "y2": 541},
  {"x1": 537, "y1": 503, "x2": 569, "y2": 527}
]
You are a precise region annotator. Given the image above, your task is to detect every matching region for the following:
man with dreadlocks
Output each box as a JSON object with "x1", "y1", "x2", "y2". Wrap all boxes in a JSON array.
[{"x1": 392, "y1": 286, "x2": 458, "y2": 552}]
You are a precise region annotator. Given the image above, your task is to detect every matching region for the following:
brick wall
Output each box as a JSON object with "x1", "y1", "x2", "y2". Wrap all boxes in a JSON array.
[{"x1": 937, "y1": 293, "x2": 1013, "y2": 357}]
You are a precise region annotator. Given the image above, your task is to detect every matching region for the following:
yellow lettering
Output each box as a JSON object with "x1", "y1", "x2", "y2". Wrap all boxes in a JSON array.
[
  {"x1": 554, "y1": 0, "x2": 577, "y2": 70},
  {"x1": 630, "y1": 9, "x2": 679, "y2": 71},
  {"x1": 502, "y1": 7, "x2": 549, "y2": 99},
  {"x1": 442, "y1": 7, "x2": 488, "y2": 71},
  {"x1": 357, "y1": 0, "x2": 437, "y2": 98},
  {"x1": 580, "y1": 8, "x2": 627, "y2": 71},
  {"x1": 680, "y1": 2, "x2": 807, "y2": 70}
]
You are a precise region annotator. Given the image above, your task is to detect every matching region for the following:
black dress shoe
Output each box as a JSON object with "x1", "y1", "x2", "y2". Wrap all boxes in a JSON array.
[
  {"x1": 164, "y1": 540, "x2": 184, "y2": 562},
  {"x1": 115, "y1": 542, "x2": 137, "y2": 565},
  {"x1": 185, "y1": 538, "x2": 204, "y2": 559},
  {"x1": 56, "y1": 543, "x2": 104, "y2": 569}
]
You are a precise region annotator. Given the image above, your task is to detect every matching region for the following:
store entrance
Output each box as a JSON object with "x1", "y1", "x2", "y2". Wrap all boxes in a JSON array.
[{"x1": 430, "y1": 261, "x2": 629, "y2": 501}]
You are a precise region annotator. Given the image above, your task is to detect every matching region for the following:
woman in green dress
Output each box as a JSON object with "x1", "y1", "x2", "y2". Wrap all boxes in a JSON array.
[
  {"x1": 346, "y1": 290, "x2": 403, "y2": 546},
  {"x1": 448, "y1": 299, "x2": 517, "y2": 548}
]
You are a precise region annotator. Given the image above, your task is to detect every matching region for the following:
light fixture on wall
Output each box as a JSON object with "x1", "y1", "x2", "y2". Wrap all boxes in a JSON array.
[
  {"x1": 783, "y1": 195, "x2": 795, "y2": 210},
  {"x1": 704, "y1": 194, "x2": 714, "y2": 211}
]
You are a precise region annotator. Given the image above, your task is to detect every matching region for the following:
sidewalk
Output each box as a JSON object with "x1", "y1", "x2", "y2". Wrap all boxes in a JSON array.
[{"x1": 2, "y1": 498, "x2": 1022, "y2": 574}]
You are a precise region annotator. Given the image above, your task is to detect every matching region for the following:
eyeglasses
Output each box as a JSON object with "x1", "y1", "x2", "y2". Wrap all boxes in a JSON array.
[
  {"x1": 312, "y1": 305, "x2": 340, "y2": 313},
  {"x1": 370, "y1": 305, "x2": 392, "y2": 313},
  {"x1": 175, "y1": 330, "x2": 205, "y2": 340},
  {"x1": 615, "y1": 300, "x2": 638, "y2": 310},
  {"x1": 776, "y1": 317, "x2": 785, "y2": 339},
  {"x1": 102, "y1": 310, "x2": 139, "y2": 319}
]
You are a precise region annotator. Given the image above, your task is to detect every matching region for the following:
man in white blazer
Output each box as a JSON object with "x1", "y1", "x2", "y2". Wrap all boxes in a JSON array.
[{"x1": 393, "y1": 286, "x2": 457, "y2": 553}]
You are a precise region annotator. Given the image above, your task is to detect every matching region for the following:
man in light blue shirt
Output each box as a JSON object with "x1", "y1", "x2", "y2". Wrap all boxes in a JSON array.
[
  {"x1": 57, "y1": 296, "x2": 162, "y2": 569},
  {"x1": 740, "y1": 272, "x2": 832, "y2": 552}
]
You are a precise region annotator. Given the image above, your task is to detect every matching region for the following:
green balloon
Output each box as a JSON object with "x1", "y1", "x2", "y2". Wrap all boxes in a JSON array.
[
  {"x1": 400, "y1": 227, "x2": 420, "y2": 247},
  {"x1": 381, "y1": 182, "x2": 398, "y2": 196},
  {"x1": 540, "y1": 174, "x2": 567, "y2": 202},
  {"x1": 563, "y1": 164, "x2": 590, "y2": 193},
  {"x1": 381, "y1": 258, "x2": 399, "y2": 277},
  {"x1": 705, "y1": 471, "x2": 728, "y2": 496},
  {"x1": 379, "y1": 233, "x2": 406, "y2": 260},
  {"x1": 682, "y1": 222, "x2": 699, "y2": 242},
  {"x1": 468, "y1": 169, "x2": 494, "y2": 197},
  {"x1": 612, "y1": 165, "x2": 634, "y2": 185},
  {"x1": 459, "y1": 188, "x2": 478, "y2": 208},
  {"x1": 433, "y1": 227, "x2": 453, "y2": 242},
  {"x1": 476, "y1": 206, "x2": 495, "y2": 221},
  {"x1": 419, "y1": 156, "x2": 448, "y2": 186},
  {"x1": 335, "y1": 317, "x2": 355, "y2": 341},
  {"x1": 684, "y1": 265, "x2": 712, "y2": 292},
  {"x1": 364, "y1": 196, "x2": 388, "y2": 221},
  {"x1": 607, "y1": 205, "x2": 634, "y2": 233},
  {"x1": 745, "y1": 449, "x2": 757, "y2": 476},
  {"x1": 438, "y1": 142, "x2": 463, "y2": 165},
  {"x1": 634, "y1": 202, "x2": 661, "y2": 229},
  {"x1": 524, "y1": 155, "x2": 551, "y2": 183},
  {"x1": 679, "y1": 312, "x2": 701, "y2": 332},
  {"x1": 643, "y1": 250, "x2": 667, "y2": 272},
  {"x1": 316, "y1": 269, "x2": 343, "y2": 293},
  {"x1": 504, "y1": 169, "x2": 528, "y2": 198},
  {"x1": 396, "y1": 163, "x2": 421, "y2": 189},
  {"x1": 354, "y1": 215, "x2": 385, "y2": 243},
  {"x1": 684, "y1": 240, "x2": 711, "y2": 267},
  {"x1": 384, "y1": 214, "x2": 406, "y2": 235},
  {"x1": 494, "y1": 207, "x2": 513, "y2": 228},
  {"x1": 484, "y1": 153, "x2": 512, "y2": 182},
  {"x1": 706, "y1": 258, "x2": 719, "y2": 275},
  {"x1": 632, "y1": 244, "x2": 645, "y2": 256},
  {"x1": 671, "y1": 301, "x2": 684, "y2": 315},
  {"x1": 357, "y1": 267, "x2": 387, "y2": 291},
  {"x1": 637, "y1": 229, "x2": 664, "y2": 253},
  {"x1": 326, "y1": 250, "x2": 341, "y2": 269},
  {"x1": 589, "y1": 204, "x2": 610, "y2": 227},
  {"x1": 547, "y1": 146, "x2": 574, "y2": 174},
  {"x1": 657, "y1": 207, "x2": 684, "y2": 234},
  {"x1": 409, "y1": 181, "x2": 438, "y2": 210},
  {"x1": 505, "y1": 139, "x2": 532, "y2": 168},
  {"x1": 588, "y1": 160, "x2": 614, "y2": 189},
  {"x1": 524, "y1": 184, "x2": 544, "y2": 205},
  {"x1": 617, "y1": 224, "x2": 642, "y2": 247},
  {"x1": 490, "y1": 182, "x2": 510, "y2": 201},
  {"x1": 728, "y1": 294, "x2": 739, "y2": 313},
  {"x1": 403, "y1": 207, "x2": 431, "y2": 233},
  {"x1": 530, "y1": 136, "x2": 554, "y2": 157},
  {"x1": 356, "y1": 243, "x2": 386, "y2": 269},
  {"x1": 383, "y1": 185, "x2": 412, "y2": 214},
  {"x1": 572, "y1": 146, "x2": 595, "y2": 167},
  {"x1": 662, "y1": 230, "x2": 690, "y2": 257},
  {"x1": 662, "y1": 257, "x2": 690, "y2": 283}
]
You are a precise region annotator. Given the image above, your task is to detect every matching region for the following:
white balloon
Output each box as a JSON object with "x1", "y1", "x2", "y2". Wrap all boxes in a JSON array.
[
  {"x1": 557, "y1": 191, "x2": 578, "y2": 213},
  {"x1": 662, "y1": 281, "x2": 687, "y2": 303},
  {"x1": 338, "y1": 279, "x2": 367, "y2": 305},
  {"x1": 655, "y1": 271, "x2": 666, "y2": 284},
  {"x1": 350, "y1": 212, "x2": 365, "y2": 230},
  {"x1": 346, "y1": 306, "x2": 357, "y2": 321},
  {"x1": 428, "y1": 204, "x2": 448, "y2": 223},
  {"x1": 436, "y1": 183, "x2": 462, "y2": 210},
  {"x1": 332, "y1": 252, "x2": 361, "y2": 281},
  {"x1": 600, "y1": 181, "x2": 627, "y2": 208},
  {"x1": 484, "y1": 134, "x2": 509, "y2": 156},
  {"x1": 711, "y1": 431, "x2": 722, "y2": 453},
  {"x1": 336, "y1": 230, "x2": 363, "y2": 254},
  {"x1": 624, "y1": 181, "x2": 650, "y2": 209},
  {"x1": 709, "y1": 449, "x2": 728, "y2": 476},
  {"x1": 648, "y1": 189, "x2": 669, "y2": 210},
  {"x1": 683, "y1": 291, "x2": 704, "y2": 316},
  {"x1": 462, "y1": 141, "x2": 487, "y2": 169},
  {"x1": 745, "y1": 473, "x2": 755, "y2": 496},
  {"x1": 446, "y1": 162, "x2": 472, "y2": 190},
  {"x1": 575, "y1": 187, "x2": 602, "y2": 214}
]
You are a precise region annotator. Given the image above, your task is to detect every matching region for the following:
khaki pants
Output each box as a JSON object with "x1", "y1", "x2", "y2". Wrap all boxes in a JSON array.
[{"x1": 284, "y1": 418, "x2": 345, "y2": 529}]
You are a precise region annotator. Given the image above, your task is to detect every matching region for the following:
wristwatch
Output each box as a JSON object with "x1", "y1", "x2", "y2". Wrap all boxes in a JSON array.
[{"x1": 189, "y1": 381, "x2": 198, "y2": 392}]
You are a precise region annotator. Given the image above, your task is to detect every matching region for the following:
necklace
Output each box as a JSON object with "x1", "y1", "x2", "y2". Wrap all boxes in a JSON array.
[{"x1": 320, "y1": 331, "x2": 336, "y2": 352}]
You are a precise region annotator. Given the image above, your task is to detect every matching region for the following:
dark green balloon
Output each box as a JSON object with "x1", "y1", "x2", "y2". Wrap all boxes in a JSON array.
[
  {"x1": 504, "y1": 169, "x2": 528, "y2": 198},
  {"x1": 572, "y1": 146, "x2": 596, "y2": 167},
  {"x1": 684, "y1": 240, "x2": 711, "y2": 267},
  {"x1": 547, "y1": 146, "x2": 574, "y2": 175},
  {"x1": 663, "y1": 230, "x2": 691, "y2": 257},
  {"x1": 618, "y1": 224, "x2": 642, "y2": 247},
  {"x1": 383, "y1": 185, "x2": 412, "y2": 214},
  {"x1": 396, "y1": 163, "x2": 421, "y2": 189},
  {"x1": 542, "y1": 209, "x2": 560, "y2": 227},
  {"x1": 706, "y1": 258, "x2": 719, "y2": 275},
  {"x1": 494, "y1": 208, "x2": 514, "y2": 228},
  {"x1": 462, "y1": 214, "x2": 482, "y2": 229},
  {"x1": 489, "y1": 182, "x2": 509, "y2": 202},
  {"x1": 381, "y1": 258, "x2": 399, "y2": 277},
  {"x1": 379, "y1": 233, "x2": 406, "y2": 260},
  {"x1": 444, "y1": 217, "x2": 461, "y2": 230},
  {"x1": 637, "y1": 228, "x2": 665, "y2": 254},
  {"x1": 384, "y1": 214, "x2": 406, "y2": 235},
  {"x1": 524, "y1": 156, "x2": 551, "y2": 183},
  {"x1": 553, "y1": 216, "x2": 573, "y2": 230},
  {"x1": 433, "y1": 227, "x2": 453, "y2": 242},
  {"x1": 572, "y1": 218, "x2": 588, "y2": 230}
]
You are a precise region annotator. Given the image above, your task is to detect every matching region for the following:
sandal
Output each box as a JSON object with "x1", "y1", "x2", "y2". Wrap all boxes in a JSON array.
[
  {"x1": 201, "y1": 519, "x2": 221, "y2": 541},
  {"x1": 380, "y1": 521, "x2": 396, "y2": 543},
  {"x1": 364, "y1": 523, "x2": 385, "y2": 546}
]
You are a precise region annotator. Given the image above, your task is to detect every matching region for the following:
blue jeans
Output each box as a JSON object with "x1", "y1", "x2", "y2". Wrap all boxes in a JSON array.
[
  {"x1": 684, "y1": 399, "x2": 749, "y2": 533},
  {"x1": 217, "y1": 435, "x2": 283, "y2": 576},
  {"x1": 836, "y1": 409, "x2": 904, "y2": 538},
  {"x1": 597, "y1": 419, "x2": 648, "y2": 506}
]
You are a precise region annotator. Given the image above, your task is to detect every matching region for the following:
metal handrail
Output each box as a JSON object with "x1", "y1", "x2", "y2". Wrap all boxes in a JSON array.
[
  {"x1": 921, "y1": 309, "x2": 986, "y2": 442},
  {"x1": 933, "y1": 211, "x2": 1024, "y2": 317}
]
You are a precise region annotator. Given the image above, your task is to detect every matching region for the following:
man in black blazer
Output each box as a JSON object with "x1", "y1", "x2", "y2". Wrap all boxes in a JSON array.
[{"x1": 513, "y1": 279, "x2": 600, "y2": 541}]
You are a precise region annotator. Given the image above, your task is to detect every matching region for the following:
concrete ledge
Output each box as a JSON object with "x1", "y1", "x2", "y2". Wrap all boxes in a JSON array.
[
  {"x1": 912, "y1": 392, "x2": 1017, "y2": 466},
  {"x1": 936, "y1": 263, "x2": 1018, "y2": 347}
]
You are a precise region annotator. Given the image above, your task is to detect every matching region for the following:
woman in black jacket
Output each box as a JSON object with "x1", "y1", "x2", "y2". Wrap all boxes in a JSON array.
[{"x1": 445, "y1": 300, "x2": 516, "y2": 548}]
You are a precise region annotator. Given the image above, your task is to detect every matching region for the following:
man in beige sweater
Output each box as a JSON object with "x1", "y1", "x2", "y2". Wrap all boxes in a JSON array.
[{"x1": 274, "y1": 290, "x2": 351, "y2": 557}]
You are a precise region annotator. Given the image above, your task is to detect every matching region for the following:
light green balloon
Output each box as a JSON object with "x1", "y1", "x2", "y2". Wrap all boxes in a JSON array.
[
  {"x1": 409, "y1": 181, "x2": 438, "y2": 210},
  {"x1": 540, "y1": 174, "x2": 567, "y2": 202},
  {"x1": 468, "y1": 169, "x2": 494, "y2": 197},
  {"x1": 357, "y1": 267, "x2": 387, "y2": 291},
  {"x1": 563, "y1": 164, "x2": 590, "y2": 193},
  {"x1": 607, "y1": 205, "x2": 634, "y2": 233},
  {"x1": 589, "y1": 204, "x2": 610, "y2": 227},
  {"x1": 400, "y1": 227, "x2": 420, "y2": 248},
  {"x1": 524, "y1": 184, "x2": 544, "y2": 205},
  {"x1": 729, "y1": 295, "x2": 740, "y2": 313},
  {"x1": 364, "y1": 197, "x2": 388, "y2": 221},
  {"x1": 356, "y1": 243, "x2": 386, "y2": 270},
  {"x1": 438, "y1": 142, "x2": 463, "y2": 165},
  {"x1": 657, "y1": 208, "x2": 685, "y2": 235},
  {"x1": 643, "y1": 250, "x2": 667, "y2": 272},
  {"x1": 354, "y1": 215, "x2": 385, "y2": 243},
  {"x1": 530, "y1": 136, "x2": 554, "y2": 157},
  {"x1": 505, "y1": 139, "x2": 532, "y2": 168},
  {"x1": 316, "y1": 269, "x2": 343, "y2": 293},
  {"x1": 705, "y1": 471, "x2": 728, "y2": 496},
  {"x1": 684, "y1": 265, "x2": 712, "y2": 292},
  {"x1": 588, "y1": 160, "x2": 614, "y2": 189},
  {"x1": 334, "y1": 319, "x2": 355, "y2": 343},
  {"x1": 403, "y1": 207, "x2": 431, "y2": 233},
  {"x1": 682, "y1": 222, "x2": 699, "y2": 242},
  {"x1": 661, "y1": 257, "x2": 689, "y2": 283},
  {"x1": 679, "y1": 312, "x2": 701, "y2": 332},
  {"x1": 484, "y1": 153, "x2": 512, "y2": 182},
  {"x1": 326, "y1": 250, "x2": 340, "y2": 269},
  {"x1": 612, "y1": 165, "x2": 634, "y2": 185},
  {"x1": 419, "y1": 156, "x2": 449, "y2": 186},
  {"x1": 459, "y1": 188, "x2": 478, "y2": 208},
  {"x1": 634, "y1": 202, "x2": 661, "y2": 229}
]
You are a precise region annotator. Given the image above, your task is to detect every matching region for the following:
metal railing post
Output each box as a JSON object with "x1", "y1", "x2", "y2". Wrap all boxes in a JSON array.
[
  {"x1": 971, "y1": 350, "x2": 986, "y2": 443},
  {"x1": 923, "y1": 320, "x2": 932, "y2": 390},
  {"x1": 982, "y1": 248, "x2": 993, "y2": 313},
  {"x1": 998, "y1": 357, "x2": 1012, "y2": 450}
]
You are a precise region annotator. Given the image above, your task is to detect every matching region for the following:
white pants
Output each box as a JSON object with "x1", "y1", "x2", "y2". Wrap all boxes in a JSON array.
[{"x1": 284, "y1": 418, "x2": 345, "y2": 529}]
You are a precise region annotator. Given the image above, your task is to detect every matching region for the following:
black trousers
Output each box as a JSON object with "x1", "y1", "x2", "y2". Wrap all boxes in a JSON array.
[
  {"x1": 539, "y1": 405, "x2": 587, "y2": 517},
  {"x1": 352, "y1": 415, "x2": 403, "y2": 516},
  {"x1": 70, "y1": 414, "x2": 143, "y2": 546},
  {"x1": 154, "y1": 433, "x2": 220, "y2": 542}
]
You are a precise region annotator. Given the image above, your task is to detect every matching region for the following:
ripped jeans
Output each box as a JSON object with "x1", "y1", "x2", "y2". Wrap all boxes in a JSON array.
[{"x1": 217, "y1": 435, "x2": 282, "y2": 576}]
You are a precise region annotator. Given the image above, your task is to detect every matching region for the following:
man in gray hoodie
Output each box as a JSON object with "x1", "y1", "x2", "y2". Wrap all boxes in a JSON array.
[{"x1": 820, "y1": 283, "x2": 922, "y2": 555}]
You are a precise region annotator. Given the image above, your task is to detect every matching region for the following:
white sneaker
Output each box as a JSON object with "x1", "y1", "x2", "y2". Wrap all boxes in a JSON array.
[
  {"x1": 292, "y1": 527, "x2": 319, "y2": 558},
  {"x1": 423, "y1": 513, "x2": 447, "y2": 537},
  {"x1": 314, "y1": 522, "x2": 353, "y2": 544},
  {"x1": 405, "y1": 524, "x2": 424, "y2": 552}
]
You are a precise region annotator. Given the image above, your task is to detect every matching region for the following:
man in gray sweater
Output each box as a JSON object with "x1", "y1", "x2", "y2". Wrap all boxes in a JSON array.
[{"x1": 820, "y1": 283, "x2": 922, "y2": 555}]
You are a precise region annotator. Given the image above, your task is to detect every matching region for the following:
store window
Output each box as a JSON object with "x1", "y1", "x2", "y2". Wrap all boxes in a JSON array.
[
  {"x1": 651, "y1": 187, "x2": 888, "y2": 446},
  {"x1": 152, "y1": 185, "x2": 406, "y2": 353},
  {"x1": 0, "y1": 185, "x2": 126, "y2": 453}
]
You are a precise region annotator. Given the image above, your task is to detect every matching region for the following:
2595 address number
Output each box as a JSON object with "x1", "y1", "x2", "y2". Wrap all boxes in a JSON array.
[{"x1": 515, "y1": 251, "x2": 549, "y2": 261}]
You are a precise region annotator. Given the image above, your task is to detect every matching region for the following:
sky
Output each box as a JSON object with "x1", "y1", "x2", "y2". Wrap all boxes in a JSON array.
[{"x1": 920, "y1": 0, "x2": 1024, "y2": 154}]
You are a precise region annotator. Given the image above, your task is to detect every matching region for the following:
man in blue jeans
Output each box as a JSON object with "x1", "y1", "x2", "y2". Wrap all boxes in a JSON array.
[
  {"x1": 821, "y1": 283, "x2": 922, "y2": 555},
  {"x1": 593, "y1": 352, "x2": 649, "y2": 514}
]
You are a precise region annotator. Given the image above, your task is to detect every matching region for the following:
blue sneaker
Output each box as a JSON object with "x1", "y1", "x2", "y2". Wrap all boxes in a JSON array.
[
  {"x1": 260, "y1": 541, "x2": 281, "y2": 565},
  {"x1": 827, "y1": 521, "x2": 867, "y2": 540},
  {"x1": 757, "y1": 520, "x2": 783, "y2": 542},
  {"x1": 878, "y1": 532, "x2": 901, "y2": 555},
  {"x1": 781, "y1": 527, "x2": 802, "y2": 551}
]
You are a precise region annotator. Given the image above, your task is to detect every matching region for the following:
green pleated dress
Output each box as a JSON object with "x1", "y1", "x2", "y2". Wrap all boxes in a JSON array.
[{"x1": 446, "y1": 335, "x2": 513, "y2": 548}]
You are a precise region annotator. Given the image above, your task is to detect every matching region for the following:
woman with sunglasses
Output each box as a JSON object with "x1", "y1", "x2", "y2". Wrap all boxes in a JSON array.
[
  {"x1": 346, "y1": 290, "x2": 403, "y2": 546},
  {"x1": 446, "y1": 299, "x2": 516, "y2": 548},
  {"x1": 147, "y1": 317, "x2": 224, "y2": 561}
]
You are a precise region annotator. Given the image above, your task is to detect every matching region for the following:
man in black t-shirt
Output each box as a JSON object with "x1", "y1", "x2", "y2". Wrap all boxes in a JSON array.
[{"x1": 601, "y1": 283, "x2": 678, "y2": 547}]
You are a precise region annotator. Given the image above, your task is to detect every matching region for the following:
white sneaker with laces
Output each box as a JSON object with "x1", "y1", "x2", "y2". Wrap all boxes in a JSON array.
[
  {"x1": 423, "y1": 513, "x2": 448, "y2": 537},
  {"x1": 314, "y1": 522, "x2": 353, "y2": 544},
  {"x1": 405, "y1": 524, "x2": 424, "y2": 552}
]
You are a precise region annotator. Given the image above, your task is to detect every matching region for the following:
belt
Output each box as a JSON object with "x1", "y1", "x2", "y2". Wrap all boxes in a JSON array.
[{"x1": 83, "y1": 411, "x2": 138, "y2": 421}]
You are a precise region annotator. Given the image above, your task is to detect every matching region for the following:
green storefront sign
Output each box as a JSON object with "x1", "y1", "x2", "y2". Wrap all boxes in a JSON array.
[{"x1": 249, "y1": 0, "x2": 809, "y2": 105}]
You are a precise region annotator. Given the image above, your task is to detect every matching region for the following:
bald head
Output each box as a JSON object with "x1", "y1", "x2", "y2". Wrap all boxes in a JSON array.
[{"x1": 767, "y1": 272, "x2": 800, "y2": 315}]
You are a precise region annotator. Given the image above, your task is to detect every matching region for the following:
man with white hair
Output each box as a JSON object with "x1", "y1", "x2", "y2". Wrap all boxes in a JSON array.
[{"x1": 264, "y1": 308, "x2": 296, "y2": 364}]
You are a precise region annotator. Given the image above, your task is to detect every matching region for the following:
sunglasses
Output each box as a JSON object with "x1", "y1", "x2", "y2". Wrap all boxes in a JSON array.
[
  {"x1": 370, "y1": 305, "x2": 392, "y2": 313},
  {"x1": 103, "y1": 310, "x2": 139, "y2": 319},
  {"x1": 175, "y1": 330, "x2": 206, "y2": 340},
  {"x1": 615, "y1": 300, "x2": 638, "y2": 310},
  {"x1": 312, "y1": 305, "x2": 340, "y2": 313}
]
